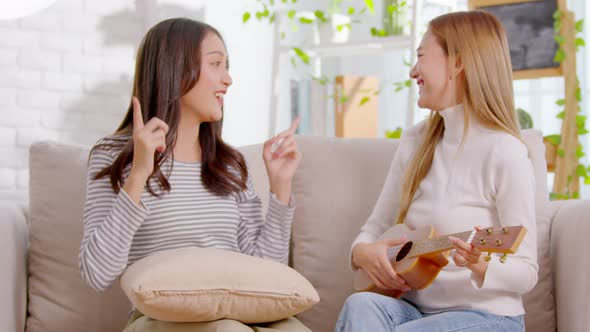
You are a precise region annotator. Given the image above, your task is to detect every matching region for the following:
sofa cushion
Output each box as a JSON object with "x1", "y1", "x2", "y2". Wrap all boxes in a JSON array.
[
  {"x1": 27, "y1": 142, "x2": 131, "y2": 332},
  {"x1": 120, "y1": 247, "x2": 319, "y2": 323},
  {"x1": 520, "y1": 130, "x2": 555, "y2": 332},
  {"x1": 291, "y1": 136, "x2": 399, "y2": 332},
  {"x1": 289, "y1": 130, "x2": 553, "y2": 332}
]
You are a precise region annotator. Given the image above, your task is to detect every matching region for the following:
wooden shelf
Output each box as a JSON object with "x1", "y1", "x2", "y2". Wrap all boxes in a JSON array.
[{"x1": 280, "y1": 35, "x2": 413, "y2": 57}]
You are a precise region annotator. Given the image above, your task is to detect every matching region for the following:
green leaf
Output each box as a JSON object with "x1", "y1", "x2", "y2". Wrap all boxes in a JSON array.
[
  {"x1": 576, "y1": 115, "x2": 587, "y2": 128},
  {"x1": 575, "y1": 19, "x2": 584, "y2": 33},
  {"x1": 576, "y1": 145, "x2": 585, "y2": 158},
  {"x1": 404, "y1": 79, "x2": 412, "y2": 87},
  {"x1": 557, "y1": 148, "x2": 565, "y2": 157},
  {"x1": 576, "y1": 87, "x2": 582, "y2": 102},
  {"x1": 557, "y1": 111, "x2": 565, "y2": 119},
  {"x1": 403, "y1": 58, "x2": 412, "y2": 67},
  {"x1": 359, "y1": 8, "x2": 367, "y2": 14},
  {"x1": 554, "y1": 20, "x2": 562, "y2": 32},
  {"x1": 545, "y1": 134, "x2": 561, "y2": 146},
  {"x1": 359, "y1": 96, "x2": 370, "y2": 106},
  {"x1": 287, "y1": 10, "x2": 296, "y2": 19},
  {"x1": 553, "y1": 9, "x2": 562, "y2": 20},
  {"x1": 554, "y1": 48, "x2": 565, "y2": 63},
  {"x1": 555, "y1": 98, "x2": 566, "y2": 106},
  {"x1": 314, "y1": 10, "x2": 327, "y2": 23},
  {"x1": 579, "y1": 128, "x2": 589, "y2": 135},
  {"x1": 575, "y1": 37, "x2": 585, "y2": 48},
  {"x1": 290, "y1": 57, "x2": 296, "y2": 67},
  {"x1": 385, "y1": 127, "x2": 403, "y2": 139},
  {"x1": 572, "y1": 191, "x2": 580, "y2": 199},
  {"x1": 347, "y1": 7, "x2": 355, "y2": 15},
  {"x1": 517, "y1": 108, "x2": 533, "y2": 129},
  {"x1": 280, "y1": 31, "x2": 286, "y2": 40},
  {"x1": 299, "y1": 17, "x2": 314, "y2": 24},
  {"x1": 554, "y1": 35, "x2": 565, "y2": 44},
  {"x1": 243, "y1": 12, "x2": 251, "y2": 23},
  {"x1": 585, "y1": 177, "x2": 590, "y2": 185},
  {"x1": 340, "y1": 94, "x2": 350, "y2": 104},
  {"x1": 269, "y1": 12, "x2": 276, "y2": 24},
  {"x1": 292, "y1": 47, "x2": 310, "y2": 64},
  {"x1": 364, "y1": 0, "x2": 375, "y2": 14},
  {"x1": 576, "y1": 165, "x2": 587, "y2": 177},
  {"x1": 550, "y1": 192, "x2": 569, "y2": 200}
]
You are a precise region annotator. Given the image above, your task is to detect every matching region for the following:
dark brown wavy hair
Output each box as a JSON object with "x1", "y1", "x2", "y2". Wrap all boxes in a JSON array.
[{"x1": 92, "y1": 18, "x2": 248, "y2": 197}]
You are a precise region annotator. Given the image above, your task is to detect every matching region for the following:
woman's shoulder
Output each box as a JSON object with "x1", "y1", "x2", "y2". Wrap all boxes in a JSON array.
[{"x1": 400, "y1": 119, "x2": 428, "y2": 142}]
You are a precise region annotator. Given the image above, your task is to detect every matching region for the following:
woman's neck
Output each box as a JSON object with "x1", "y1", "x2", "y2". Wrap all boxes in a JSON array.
[{"x1": 174, "y1": 115, "x2": 202, "y2": 163}]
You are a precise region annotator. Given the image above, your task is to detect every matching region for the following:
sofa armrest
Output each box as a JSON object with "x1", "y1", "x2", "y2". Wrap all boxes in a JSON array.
[
  {"x1": 550, "y1": 199, "x2": 590, "y2": 332},
  {"x1": 0, "y1": 201, "x2": 28, "y2": 332}
]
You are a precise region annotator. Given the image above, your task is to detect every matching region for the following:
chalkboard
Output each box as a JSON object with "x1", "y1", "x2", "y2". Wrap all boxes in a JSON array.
[{"x1": 469, "y1": 0, "x2": 564, "y2": 79}]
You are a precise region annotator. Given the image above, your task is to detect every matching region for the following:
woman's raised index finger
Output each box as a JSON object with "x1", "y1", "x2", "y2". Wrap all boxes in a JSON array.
[{"x1": 132, "y1": 97, "x2": 144, "y2": 129}]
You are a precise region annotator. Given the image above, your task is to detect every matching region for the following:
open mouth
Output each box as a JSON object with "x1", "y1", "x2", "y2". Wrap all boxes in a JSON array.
[{"x1": 215, "y1": 92, "x2": 224, "y2": 105}]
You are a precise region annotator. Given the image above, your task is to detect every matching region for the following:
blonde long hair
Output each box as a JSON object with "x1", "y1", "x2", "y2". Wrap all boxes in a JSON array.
[{"x1": 396, "y1": 11, "x2": 523, "y2": 224}]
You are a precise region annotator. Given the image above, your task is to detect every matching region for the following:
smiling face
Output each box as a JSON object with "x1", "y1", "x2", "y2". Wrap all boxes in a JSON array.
[
  {"x1": 180, "y1": 31, "x2": 233, "y2": 123},
  {"x1": 409, "y1": 30, "x2": 459, "y2": 111}
]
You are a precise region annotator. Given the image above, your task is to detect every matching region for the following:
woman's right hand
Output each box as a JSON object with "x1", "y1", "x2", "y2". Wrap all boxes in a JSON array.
[
  {"x1": 129, "y1": 96, "x2": 169, "y2": 182},
  {"x1": 352, "y1": 237, "x2": 411, "y2": 292}
]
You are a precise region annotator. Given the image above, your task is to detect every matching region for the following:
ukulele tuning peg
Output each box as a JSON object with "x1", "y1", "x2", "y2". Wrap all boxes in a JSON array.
[
  {"x1": 484, "y1": 252, "x2": 492, "y2": 262},
  {"x1": 499, "y1": 254, "x2": 508, "y2": 264}
]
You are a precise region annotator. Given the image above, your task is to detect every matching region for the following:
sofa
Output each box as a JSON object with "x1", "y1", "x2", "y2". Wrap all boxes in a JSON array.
[{"x1": 2, "y1": 131, "x2": 589, "y2": 332}]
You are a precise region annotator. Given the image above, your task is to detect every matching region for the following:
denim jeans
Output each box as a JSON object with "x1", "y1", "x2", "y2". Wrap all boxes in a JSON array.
[{"x1": 335, "y1": 292, "x2": 524, "y2": 332}]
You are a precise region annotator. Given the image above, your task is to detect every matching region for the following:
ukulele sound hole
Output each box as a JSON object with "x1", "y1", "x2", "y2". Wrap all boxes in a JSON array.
[{"x1": 395, "y1": 241, "x2": 413, "y2": 262}]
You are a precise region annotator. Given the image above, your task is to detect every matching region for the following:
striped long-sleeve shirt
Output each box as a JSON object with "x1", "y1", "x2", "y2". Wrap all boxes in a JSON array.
[{"x1": 79, "y1": 142, "x2": 295, "y2": 292}]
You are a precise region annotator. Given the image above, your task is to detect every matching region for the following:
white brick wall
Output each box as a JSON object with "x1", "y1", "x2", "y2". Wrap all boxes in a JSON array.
[
  {"x1": 1, "y1": 0, "x2": 280, "y2": 202},
  {"x1": 0, "y1": 0, "x2": 141, "y2": 201}
]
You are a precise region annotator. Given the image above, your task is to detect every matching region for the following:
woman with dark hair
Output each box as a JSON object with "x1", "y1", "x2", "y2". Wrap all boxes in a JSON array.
[{"x1": 78, "y1": 18, "x2": 306, "y2": 330}]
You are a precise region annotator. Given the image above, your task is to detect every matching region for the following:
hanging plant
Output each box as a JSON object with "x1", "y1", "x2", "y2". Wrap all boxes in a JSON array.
[{"x1": 546, "y1": 10, "x2": 588, "y2": 200}]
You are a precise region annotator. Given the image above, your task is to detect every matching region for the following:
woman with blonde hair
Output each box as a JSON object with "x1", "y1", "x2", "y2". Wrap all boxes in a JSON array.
[{"x1": 336, "y1": 11, "x2": 536, "y2": 331}]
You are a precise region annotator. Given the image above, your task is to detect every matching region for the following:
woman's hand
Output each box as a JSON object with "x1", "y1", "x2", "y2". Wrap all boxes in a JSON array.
[
  {"x1": 123, "y1": 97, "x2": 169, "y2": 204},
  {"x1": 352, "y1": 237, "x2": 411, "y2": 292},
  {"x1": 449, "y1": 232, "x2": 489, "y2": 285},
  {"x1": 129, "y1": 96, "x2": 169, "y2": 181},
  {"x1": 263, "y1": 118, "x2": 302, "y2": 205}
]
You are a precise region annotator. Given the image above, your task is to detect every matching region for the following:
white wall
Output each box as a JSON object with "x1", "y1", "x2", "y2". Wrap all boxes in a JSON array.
[{"x1": 0, "y1": 0, "x2": 276, "y2": 201}]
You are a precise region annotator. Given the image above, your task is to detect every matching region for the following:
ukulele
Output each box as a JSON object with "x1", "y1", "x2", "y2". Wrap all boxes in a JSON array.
[{"x1": 353, "y1": 223, "x2": 527, "y2": 297}]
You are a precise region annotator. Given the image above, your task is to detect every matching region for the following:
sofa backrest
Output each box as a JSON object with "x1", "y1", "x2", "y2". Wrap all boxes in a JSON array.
[
  {"x1": 25, "y1": 130, "x2": 553, "y2": 332},
  {"x1": 27, "y1": 142, "x2": 131, "y2": 332}
]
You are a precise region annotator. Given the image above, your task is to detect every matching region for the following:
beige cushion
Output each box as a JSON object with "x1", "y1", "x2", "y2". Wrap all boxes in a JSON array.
[
  {"x1": 289, "y1": 131, "x2": 553, "y2": 332},
  {"x1": 27, "y1": 142, "x2": 131, "y2": 332},
  {"x1": 120, "y1": 247, "x2": 319, "y2": 324}
]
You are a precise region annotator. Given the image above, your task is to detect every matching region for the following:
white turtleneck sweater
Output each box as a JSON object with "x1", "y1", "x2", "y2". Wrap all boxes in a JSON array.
[{"x1": 352, "y1": 104, "x2": 538, "y2": 316}]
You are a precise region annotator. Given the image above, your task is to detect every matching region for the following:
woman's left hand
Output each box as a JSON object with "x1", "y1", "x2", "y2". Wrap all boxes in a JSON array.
[
  {"x1": 263, "y1": 118, "x2": 302, "y2": 205},
  {"x1": 449, "y1": 230, "x2": 489, "y2": 284}
]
